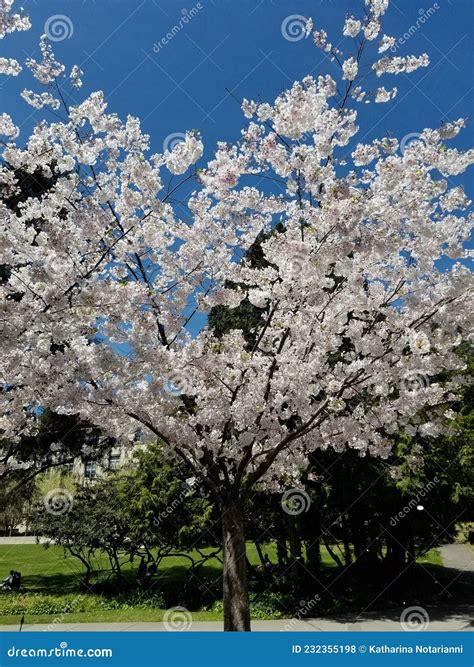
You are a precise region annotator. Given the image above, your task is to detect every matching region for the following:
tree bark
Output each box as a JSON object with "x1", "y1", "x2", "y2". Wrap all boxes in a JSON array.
[
  {"x1": 68, "y1": 547, "x2": 92, "y2": 586},
  {"x1": 341, "y1": 513, "x2": 352, "y2": 565},
  {"x1": 288, "y1": 516, "x2": 303, "y2": 586},
  {"x1": 276, "y1": 538, "x2": 288, "y2": 567},
  {"x1": 303, "y1": 501, "x2": 321, "y2": 574},
  {"x1": 221, "y1": 499, "x2": 251, "y2": 631},
  {"x1": 254, "y1": 540, "x2": 266, "y2": 568}
]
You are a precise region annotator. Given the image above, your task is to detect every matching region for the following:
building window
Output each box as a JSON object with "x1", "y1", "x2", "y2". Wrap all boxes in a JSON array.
[
  {"x1": 62, "y1": 462, "x2": 74, "y2": 473},
  {"x1": 133, "y1": 429, "x2": 142, "y2": 442},
  {"x1": 108, "y1": 454, "x2": 120, "y2": 470},
  {"x1": 84, "y1": 461, "x2": 97, "y2": 479}
]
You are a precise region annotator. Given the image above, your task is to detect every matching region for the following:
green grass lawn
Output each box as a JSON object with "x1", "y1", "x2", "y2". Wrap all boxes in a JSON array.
[
  {"x1": 416, "y1": 549, "x2": 444, "y2": 567},
  {"x1": 0, "y1": 608, "x2": 223, "y2": 626},
  {"x1": 0, "y1": 542, "x2": 340, "y2": 593},
  {"x1": 0, "y1": 543, "x2": 443, "y2": 625}
]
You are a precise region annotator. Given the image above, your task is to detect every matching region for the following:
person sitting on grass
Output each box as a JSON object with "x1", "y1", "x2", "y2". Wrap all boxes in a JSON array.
[
  {"x1": 137, "y1": 557, "x2": 147, "y2": 584},
  {"x1": 0, "y1": 570, "x2": 15, "y2": 591},
  {"x1": 263, "y1": 553, "x2": 272, "y2": 571},
  {"x1": 11, "y1": 571, "x2": 21, "y2": 591},
  {"x1": 145, "y1": 561, "x2": 157, "y2": 579}
]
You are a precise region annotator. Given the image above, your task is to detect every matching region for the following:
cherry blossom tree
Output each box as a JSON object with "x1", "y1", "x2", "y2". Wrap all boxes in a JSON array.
[{"x1": 1, "y1": 0, "x2": 473, "y2": 630}]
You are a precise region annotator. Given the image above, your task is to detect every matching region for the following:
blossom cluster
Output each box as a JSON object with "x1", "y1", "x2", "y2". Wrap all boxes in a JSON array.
[{"x1": 0, "y1": 0, "x2": 472, "y2": 492}]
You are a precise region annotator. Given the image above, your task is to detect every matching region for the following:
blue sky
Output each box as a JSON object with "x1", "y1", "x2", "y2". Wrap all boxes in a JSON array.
[
  {"x1": 2, "y1": 0, "x2": 473, "y2": 167},
  {"x1": 1, "y1": 0, "x2": 473, "y2": 339}
]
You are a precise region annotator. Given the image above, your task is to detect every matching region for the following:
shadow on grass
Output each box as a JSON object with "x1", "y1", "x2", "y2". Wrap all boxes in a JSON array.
[
  {"x1": 321, "y1": 604, "x2": 474, "y2": 626},
  {"x1": 242, "y1": 561, "x2": 474, "y2": 621},
  {"x1": 7, "y1": 556, "x2": 474, "y2": 622},
  {"x1": 298, "y1": 563, "x2": 474, "y2": 618},
  {"x1": 18, "y1": 560, "x2": 223, "y2": 592},
  {"x1": 19, "y1": 572, "x2": 82, "y2": 593}
]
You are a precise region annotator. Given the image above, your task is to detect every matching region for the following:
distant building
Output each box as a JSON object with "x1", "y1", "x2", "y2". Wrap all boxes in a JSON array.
[{"x1": 63, "y1": 430, "x2": 144, "y2": 482}]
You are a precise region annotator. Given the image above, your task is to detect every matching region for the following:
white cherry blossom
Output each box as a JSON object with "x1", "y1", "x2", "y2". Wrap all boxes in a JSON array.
[{"x1": 0, "y1": 0, "x2": 472, "y2": 632}]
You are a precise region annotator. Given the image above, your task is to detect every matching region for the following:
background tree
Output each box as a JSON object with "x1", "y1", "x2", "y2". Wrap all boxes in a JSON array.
[
  {"x1": 30, "y1": 443, "x2": 215, "y2": 589},
  {"x1": 0, "y1": 408, "x2": 115, "y2": 486},
  {"x1": 118, "y1": 444, "x2": 216, "y2": 573}
]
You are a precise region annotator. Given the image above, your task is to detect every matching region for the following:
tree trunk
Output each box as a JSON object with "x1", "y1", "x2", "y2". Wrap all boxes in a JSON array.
[
  {"x1": 322, "y1": 534, "x2": 344, "y2": 569},
  {"x1": 288, "y1": 517, "x2": 303, "y2": 561},
  {"x1": 304, "y1": 502, "x2": 321, "y2": 574},
  {"x1": 254, "y1": 540, "x2": 266, "y2": 568},
  {"x1": 221, "y1": 499, "x2": 251, "y2": 632},
  {"x1": 68, "y1": 548, "x2": 92, "y2": 586},
  {"x1": 276, "y1": 537, "x2": 288, "y2": 567},
  {"x1": 305, "y1": 539, "x2": 320, "y2": 573},
  {"x1": 341, "y1": 513, "x2": 352, "y2": 565},
  {"x1": 288, "y1": 516, "x2": 303, "y2": 586}
]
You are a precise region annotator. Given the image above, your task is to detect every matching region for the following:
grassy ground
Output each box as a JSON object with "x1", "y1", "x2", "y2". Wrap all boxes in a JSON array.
[
  {"x1": 0, "y1": 543, "x2": 443, "y2": 625},
  {"x1": 0, "y1": 542, "x2": 343, "y2": 594},
  {"x1": 416, "y1": 549, "x2": 443, "y2": 566},
  {"x1": 0, "y1": 609, "x2": 223, "y2": 626}
]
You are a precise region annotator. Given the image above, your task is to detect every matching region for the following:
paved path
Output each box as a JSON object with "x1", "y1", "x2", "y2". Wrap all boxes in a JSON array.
[
  {"x1": 1, "y1": 606, "x2": 472, "y2": 632},
  {"x1": 0, "y1": 537, "x2": 47, "y2": 545},
  {"x1": 439, "y1": 544, "x2": 474, "y2": 572}
]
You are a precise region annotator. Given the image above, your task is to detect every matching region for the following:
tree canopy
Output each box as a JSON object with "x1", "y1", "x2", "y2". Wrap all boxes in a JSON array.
[{"x1": 1, "y1": 0, "x2": 473, "y2": 630}]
